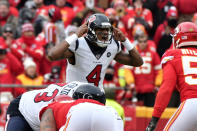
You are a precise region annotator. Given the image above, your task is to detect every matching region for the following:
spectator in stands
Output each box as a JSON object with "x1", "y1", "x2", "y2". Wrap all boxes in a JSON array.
[
  {"x1": 113, "y1": 0, "x2": 153, "y2": 40},
  {"x1": 0, "y1": 0, "x2": 18, "y2": 37},
  {"x1": 55, "y1": 0, "x2": 76, "y2": 28},
  {"x1": 0, "y1": 24, "x2": 16, "y2": 49},
  {"x1": 117, "y1": 65, "x2": 135, "y2": 102},
  {"x1": 105, "y1": 8, "x2": 119, "y2": 27},
  {"x1": 16, "y1": 58, "x2": 44, "y2": 90},
  {"x1": 43, "y1": 65, "x2": 62, "y2": 84},
  {"x1": 0, "y1": 42, "x2": 24, "y2": 98},
  {"x1": 11, "y1": 23, "x2": 44, "y2": 72},
  {"x1": 34, "y1": 0, "x2": 47, "y2": 14},
  {"x1": 18, "y1": 1, "x2": 36, "y2": 32},
  {"x1": 132, "y1": 24, "x2": 156, "y2": 52},
  {"x1": 47, "y1": 6, "x2": 65, "y2": 43},
  {"x1": 113, "y1": 0, "x2": 132, "y2": 40},
  {"x1": 154, "y1": 6, "x2": 178, "y2": 57},
  {"x1": 40, "y1": 42, "x2": 66, "y2": 84},
  {"x1": 104, "y1": 8, "x2": 127, "y2": 37},
  {"x1": 103, "y1": 65, "x2": 119, "y2": 89},
  {"x1": 132, "y1": 0, "x2": 153, "y2": 31},
  {"x1": 115, "y1": 24, "x2": 158, "y2": 103},
  {"x1": 36, "y1": 6, "x2": 65, "y2": 45},
  {"x1": 127, "y1": 29, "x2": 162, "y2": 107},
  {"x1": 144, "y1": 0, "x2": 175, "y2": 37},
  {"x1": 72, "y1": 0, "x2": 103, "y2": 27},
  {"x1": 16, "y1": 1, "x2": 36, "y2": 38}
]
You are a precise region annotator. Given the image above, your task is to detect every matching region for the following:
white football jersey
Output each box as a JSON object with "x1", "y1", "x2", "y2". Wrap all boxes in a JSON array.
[
  {"x1": 18, "y1": 81, "x2": 87, "y2": 131},
  {"x1": 67, "y1": 37, "x2": 121, "y2": 90}
]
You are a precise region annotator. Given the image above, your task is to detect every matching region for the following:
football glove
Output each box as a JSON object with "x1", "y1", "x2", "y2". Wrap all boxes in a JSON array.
[{"x1": 146, "y1": 117, "x2": 159, "y2": 131}]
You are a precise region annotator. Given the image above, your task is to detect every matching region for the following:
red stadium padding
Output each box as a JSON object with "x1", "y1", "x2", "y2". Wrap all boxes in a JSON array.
[{"x1": 124, "y1": 105, "x2": 136, "y2": 131}]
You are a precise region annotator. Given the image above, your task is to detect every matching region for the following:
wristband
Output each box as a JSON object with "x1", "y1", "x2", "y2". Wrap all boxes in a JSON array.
[
  {"x1": 122, "y1": 38, "x2": 135, "y2": 51},
  {"x1": 65, "y1": 34, "x2": 78, "y2": 46}
]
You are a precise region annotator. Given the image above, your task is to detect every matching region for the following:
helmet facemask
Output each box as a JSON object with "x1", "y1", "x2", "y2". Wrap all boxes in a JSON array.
[
  {"x1": 94, "y1": 26, "x2": 113, "y2": 47},
  {"x1": 88, "y1": 22, "x2": 113, "y2": 48}
]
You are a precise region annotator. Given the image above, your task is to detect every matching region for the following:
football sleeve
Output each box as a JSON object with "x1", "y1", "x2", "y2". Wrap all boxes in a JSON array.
[{"x1": 152, "y1": 62, "x2": 177, "y2": 118}]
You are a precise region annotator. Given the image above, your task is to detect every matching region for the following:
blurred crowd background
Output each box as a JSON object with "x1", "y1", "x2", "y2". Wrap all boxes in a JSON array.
[{"x1": 0, "y1": 0, "x2": 196, "y2": 108}]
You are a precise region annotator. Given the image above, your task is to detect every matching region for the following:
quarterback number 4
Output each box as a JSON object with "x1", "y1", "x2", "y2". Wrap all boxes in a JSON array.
[
  {"x1": 182, "y1": 56, "x2": 197, "y2": 85},
  {"x1": 86, "y1": 65, "x2": 102, "y2": 87}
]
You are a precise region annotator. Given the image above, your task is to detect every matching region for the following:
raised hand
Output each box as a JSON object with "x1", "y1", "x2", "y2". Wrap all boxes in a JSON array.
[
  {"x1": 113, "y1": 26, "x2": 126, "y2": 42},
  {"x1": 76, "y1": 21, "x2": 88, "y2": 37}
]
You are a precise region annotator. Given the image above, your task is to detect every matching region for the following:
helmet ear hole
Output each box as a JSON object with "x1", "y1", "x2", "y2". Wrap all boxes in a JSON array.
[{"x1": 72, "y1": 84, "x2": 106, "y2": 104}]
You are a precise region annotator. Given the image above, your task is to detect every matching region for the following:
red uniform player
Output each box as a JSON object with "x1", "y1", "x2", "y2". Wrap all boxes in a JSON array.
[{"x1": 146, "y1": 22, "x2": 197, "y2": 131}]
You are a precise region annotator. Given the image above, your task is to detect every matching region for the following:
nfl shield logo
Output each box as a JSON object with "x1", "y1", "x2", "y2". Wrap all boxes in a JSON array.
[{"x1": 107, "y1": 52, "x2": 111, "y2": 57}]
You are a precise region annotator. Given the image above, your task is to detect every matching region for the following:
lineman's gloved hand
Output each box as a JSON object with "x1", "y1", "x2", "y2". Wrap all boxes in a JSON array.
[{"x1": 146, "y1": 117, "x2": 159, "y2": 131}]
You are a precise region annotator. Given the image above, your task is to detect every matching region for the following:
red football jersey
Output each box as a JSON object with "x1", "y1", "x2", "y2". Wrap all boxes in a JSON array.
[
  {"x1": 131, "y1": 45, "x2": 161, "y2": 93},
  {"x1": 40, "y1": 99, "x2": 103, "y2": 130},
  {"x1": 153, "y1": 48, "x2": 197, "y2": 117}
]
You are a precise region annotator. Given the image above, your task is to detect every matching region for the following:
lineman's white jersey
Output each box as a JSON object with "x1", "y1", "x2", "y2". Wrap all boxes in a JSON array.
[
  {"x1": 67, "y1": 37, "x2": 121, "y2": 90},
  {"x1": 19, "y1": 81, "x2": 87, "y2": 131},
  {"x1": 60, "y1": 103, "x2": 124, "y2": 131}
]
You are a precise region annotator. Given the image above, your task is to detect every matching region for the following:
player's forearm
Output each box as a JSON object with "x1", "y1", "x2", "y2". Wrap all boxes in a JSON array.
[
  {"x1": 47, "y1": 41, "x2": 70, "y2": 61},
  {"x1": 40, "y1": 127, "x2": 56, "y2": 131},
  {"x1": 153, "y1": 64, "x2": 177, "y2": 117},
  {"x1": 152, "y1": 88, "x2": 173, "y2": 118},
  {"x1": 122, "y1": 38, "x2": 143, "y2": 66},
  {"x1": 128, "y1": 48, "x2": 143, "y2": 66},
  {"x1": 40, "y1": 109, "x2": 56, "y2": 131}
]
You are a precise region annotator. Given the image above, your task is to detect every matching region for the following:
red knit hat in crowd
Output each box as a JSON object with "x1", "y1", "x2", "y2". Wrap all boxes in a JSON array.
[{"x1": 22, "y1": 23, "x2": 34, "y2": 33}]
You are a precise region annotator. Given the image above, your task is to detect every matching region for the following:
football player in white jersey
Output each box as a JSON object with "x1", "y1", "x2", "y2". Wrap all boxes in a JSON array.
[
  {"x1": 48, "y1": 13, "x2": 143, "y2": 89},
  {"x1": 5, "y1": 81, "x2": 105, "y2": 131}
]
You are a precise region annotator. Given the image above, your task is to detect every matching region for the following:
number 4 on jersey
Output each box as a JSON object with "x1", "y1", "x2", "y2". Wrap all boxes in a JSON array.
[{"x1": 86, "y1": 65, "x2": 102, "y2": 86}]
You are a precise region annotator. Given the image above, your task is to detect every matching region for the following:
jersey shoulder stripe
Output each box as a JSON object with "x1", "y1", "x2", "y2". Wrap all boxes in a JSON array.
[{"x1": 161, "y1": 49, "x2": 180, "y2": 66}]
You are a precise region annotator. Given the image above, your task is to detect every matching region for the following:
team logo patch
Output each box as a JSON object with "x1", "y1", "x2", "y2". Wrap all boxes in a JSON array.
[
  {"x1": 88, "y1": 15, "x2": 96, "y2": 23},
  {"x1": 107, "y1": 52, "x2": 111, "y2": 57}
]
